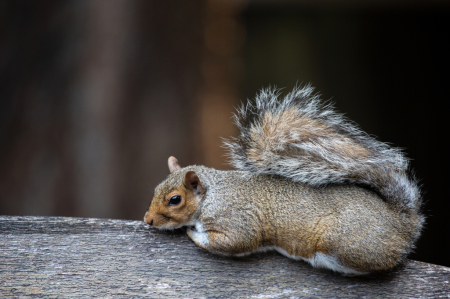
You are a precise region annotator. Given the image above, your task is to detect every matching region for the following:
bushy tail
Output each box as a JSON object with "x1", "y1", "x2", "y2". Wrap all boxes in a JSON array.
[{"x1": 223, "y1": 86, "x2": 422, "y2": 212}]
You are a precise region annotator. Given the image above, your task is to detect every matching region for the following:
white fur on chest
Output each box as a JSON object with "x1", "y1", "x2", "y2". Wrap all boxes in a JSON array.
[{"x1": 188, "y1": 222, "x2": 209, "y2": 246}]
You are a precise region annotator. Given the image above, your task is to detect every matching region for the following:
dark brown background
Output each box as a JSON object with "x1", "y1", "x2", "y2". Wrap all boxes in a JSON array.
[{"x1": 1, "y1": 0, "x2": 449, "y2": 268}]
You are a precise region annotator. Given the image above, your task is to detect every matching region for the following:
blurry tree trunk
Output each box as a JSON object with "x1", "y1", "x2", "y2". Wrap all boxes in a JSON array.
[
  {"x1": 70, "y1": 1, "x2": 130, "y2": 218},
  {"x1": 195, "y1": 0, "x2": 245, "y2": 168},
  {"x1": 0, "y1": 0, "x2": 242, "y2": 219}
]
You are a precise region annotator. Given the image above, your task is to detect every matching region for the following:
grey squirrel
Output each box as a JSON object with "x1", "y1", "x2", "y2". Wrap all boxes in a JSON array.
[{"x1": 144, "y1": 86, "x2": 424, "y2": 275}]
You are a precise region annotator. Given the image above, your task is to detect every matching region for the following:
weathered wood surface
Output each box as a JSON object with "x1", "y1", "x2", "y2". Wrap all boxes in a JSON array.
[{"x1": 0, "y1": 216, "x2": 449, "y2": 298}]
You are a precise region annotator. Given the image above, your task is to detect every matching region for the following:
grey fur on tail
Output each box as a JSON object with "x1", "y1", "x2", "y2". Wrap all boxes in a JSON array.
[{"x1": 223, "y1": 85, "x2": 422, "y2": 213}]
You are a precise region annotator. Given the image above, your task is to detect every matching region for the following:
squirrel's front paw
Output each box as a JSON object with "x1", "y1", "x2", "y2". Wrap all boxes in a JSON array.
[{"x1": 187, "y1": 223, "x2": 209, "y2": 247}]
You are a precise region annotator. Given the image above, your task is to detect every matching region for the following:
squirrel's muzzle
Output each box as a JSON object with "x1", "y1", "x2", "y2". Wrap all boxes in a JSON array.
[{"x1": 143, "y1": 211, "x2": 153, "y2": 226}]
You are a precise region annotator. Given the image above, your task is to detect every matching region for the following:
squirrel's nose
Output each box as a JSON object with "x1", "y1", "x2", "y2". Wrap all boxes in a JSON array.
[{"x1": 143, "y1": 211, "x2": 153, "y2": 225}]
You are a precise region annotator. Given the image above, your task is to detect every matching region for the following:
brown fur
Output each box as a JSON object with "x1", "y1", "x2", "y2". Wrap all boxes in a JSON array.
[
  {"x1": 144, "y1": 168, "x2": 203, "y2": 229},
  {"x1": 247, "y1": 108, "x2": 371, "y2": 165}
]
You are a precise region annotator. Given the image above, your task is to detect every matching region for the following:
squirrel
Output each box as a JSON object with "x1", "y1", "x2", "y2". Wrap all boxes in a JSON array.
[{"x1": 143, "y1": 86, "x2": 424, "y2": 275}]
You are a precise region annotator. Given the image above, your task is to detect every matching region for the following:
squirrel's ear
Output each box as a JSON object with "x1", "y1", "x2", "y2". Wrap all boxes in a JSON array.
[
  {"x1": 168, "y1": 156, "x2": 182, "y2": 173},
  {"x1": 184, "y1": 171, "x2": 204, "y2": 195}
]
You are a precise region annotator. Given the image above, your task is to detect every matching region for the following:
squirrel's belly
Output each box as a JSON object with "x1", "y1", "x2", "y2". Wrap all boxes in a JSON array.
[
  {"x1": 259, "y1": 246, "x2": 367, "y2": 275},
  {"x1": 188, "y1": 222, "x2": 367, "y2": 275}
]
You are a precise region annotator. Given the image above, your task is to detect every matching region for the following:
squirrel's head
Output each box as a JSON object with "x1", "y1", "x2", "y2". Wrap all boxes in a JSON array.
[{"x1": 144, "y1": 156, "x2": 205, "y2": 229}]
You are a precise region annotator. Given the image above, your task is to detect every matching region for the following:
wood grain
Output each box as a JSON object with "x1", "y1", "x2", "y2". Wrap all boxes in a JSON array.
[{"x1": 1, "y1": 216, "x2": 449, "y2": 298}]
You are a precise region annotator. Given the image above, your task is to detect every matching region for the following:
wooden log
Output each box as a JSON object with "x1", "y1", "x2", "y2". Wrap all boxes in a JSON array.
[{"x1": 0, "y1": 216, "x2": 449, "y2": 298}]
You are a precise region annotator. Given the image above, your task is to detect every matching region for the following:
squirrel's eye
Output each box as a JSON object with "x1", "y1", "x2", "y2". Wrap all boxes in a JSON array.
[{"x1": 169, "y1": 195, "x2": 182, "y2": 206}]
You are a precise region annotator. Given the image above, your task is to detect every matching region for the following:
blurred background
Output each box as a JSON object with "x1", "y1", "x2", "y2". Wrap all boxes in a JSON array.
[{"x1": 1, "y1": 0, "x2": 449, "y2": 267}]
